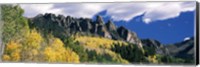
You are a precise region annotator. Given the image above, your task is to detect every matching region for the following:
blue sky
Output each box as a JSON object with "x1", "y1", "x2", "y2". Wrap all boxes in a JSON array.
[
  {"x1": 20, "y1": 2, "x2": 196, "y2": 44},
  {"x1": 94, "y1": 10, "x2": 195, "y2": 44}
]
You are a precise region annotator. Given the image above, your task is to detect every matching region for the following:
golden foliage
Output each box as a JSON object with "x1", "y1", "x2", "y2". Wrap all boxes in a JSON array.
[
  {"x1": 44, "y1": 47, "x2": 57, "y2": 62},
  {"x1": 75, "y1": 36, "x2": 129, "y2": 64},
  {"x1": 148, "y1": 55, "x2": 158, "y2": 63},
  {"x1": 20, "y1": 29, "x2": 43, "y2": 61},
  {"x1": 43, "y1": 38, "x2": 80, "y2": 63},
  {"x1": 3, "y1": 41, "x2": 21, "y2": 61},
  {"x1": 2, "y1": 29, "x2": 80, "y2": 63},
  {"x1": 10, "y1": 52, "x2": 21, "y2": 61},
  {"x1": 24, "y1": 29, "x2": 43, "y2": 49},
  {"x1": 2, "y1": 29, "x2": 43, "y2": 62},
  {"x1": 75, "y1": 36, "x2": 127, "y2": 49},
  {"x1": 65, "y1": 47, "x2": 80, "y2": 63},
  {"x1": 5, "y1": 41, "x2": 21, "y2": 54},
  {"x1": 2, "y1": 29, "x2": 131, "y2": 63},
  {"x1": 2, "y1": 55, "x2": 11, "y2": 61}
]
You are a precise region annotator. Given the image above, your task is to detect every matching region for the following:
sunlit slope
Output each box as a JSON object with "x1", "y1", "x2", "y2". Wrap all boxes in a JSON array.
[
  {"x1": 75, "y1": 36, "x2": 129, "y2": 64},
  {"x1": 75, "y1": 36, "x2": 128, "y2": 49}
]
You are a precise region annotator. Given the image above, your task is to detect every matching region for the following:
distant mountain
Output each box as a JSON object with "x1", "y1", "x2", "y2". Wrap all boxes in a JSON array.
[
  {"x1": 165, "y1": 37, "x2": 194, "y2": 59},
  {"x1": 29, "y1": 13, "x2": 143, "y2": 48},
  {"x1": 141, "y1": 37, "x2": 194, "y2": 63}
]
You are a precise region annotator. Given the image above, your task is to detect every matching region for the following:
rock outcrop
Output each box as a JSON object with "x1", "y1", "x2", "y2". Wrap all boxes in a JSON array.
[
  {"x1": 141, "y1": 39, "x2": 169, "y2": 55},
  {"x1": 29, "y1": 13, "x2": 143, "y2": 48}
]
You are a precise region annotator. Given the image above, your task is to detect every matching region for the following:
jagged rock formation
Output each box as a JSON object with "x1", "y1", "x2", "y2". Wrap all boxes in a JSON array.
[
  {"x1": 105, "y1": 20, "x2": 117, "y2": 31},
  {"x1": 117, "y1": 26, "x2": 142, "y2": 48},
  {"x1": 29, "y1": 13, "x2": 142, "y2": 48}
]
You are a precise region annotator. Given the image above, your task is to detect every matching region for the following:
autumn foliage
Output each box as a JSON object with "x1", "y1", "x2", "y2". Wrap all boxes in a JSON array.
[
  {"x1": 2, "y1": 29, "x2": 80, "y2": 63},
  {"x1": 3, "y1": 41, "x2": 21, "y2": 61},
  {"x1": 43, "y1": 38, "x2": 79, "y2": 63},
  {"x1": 75, "y1": 36, "x2": 127, "y2": 49}
]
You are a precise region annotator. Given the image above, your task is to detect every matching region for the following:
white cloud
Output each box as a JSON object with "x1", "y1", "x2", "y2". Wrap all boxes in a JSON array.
[
  {"x1": 20, "y1": 3, "x2": 109, "y2": 18},
  {"x1": 143, "y1": 18, "x2": 151, "y2": 24},
  {"x1": 51, "y1": 3, "x2": 109, "y2": 18},
  {"x1": 184, "y1": 37, "x2": 191, "y2": 41},
  {"x1": 20, "y1": 2, "x2": 195, "y2": 23},
  {"x1": 20, "y1": 4, "x2": 64, "y2": 17},
  {"x1": 142, "y1": 2, "x2": 195, "y2": 24}
]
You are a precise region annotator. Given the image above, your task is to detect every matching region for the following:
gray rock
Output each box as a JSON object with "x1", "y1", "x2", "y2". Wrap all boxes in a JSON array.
[
  {"x1": 96, "y1": 15, "x2": 104, "y2": 25},
  {"x1": 79, "y1": 18, "x2": 92, "y2": 32},
  {"x1": 141, "y1": 39, "x2": 169, "y2": 55},
  {"x1": 30, "y1": 14, "x2": 143, "y2": 49},
  {"x1": 105, "y1": 20, "x2": 116, "y2": 31},
  {"x1": 117, "y1": 26, "x2": 142, "y2": 48},
  {"x1": 97, "y1": 25, "x2": 111, "y2": 39}
]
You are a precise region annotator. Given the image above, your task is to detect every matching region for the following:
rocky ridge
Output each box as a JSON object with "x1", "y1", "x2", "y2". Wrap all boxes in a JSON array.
[{"x1": 29, "y1": 13, "x2": 143, "y2": 48}]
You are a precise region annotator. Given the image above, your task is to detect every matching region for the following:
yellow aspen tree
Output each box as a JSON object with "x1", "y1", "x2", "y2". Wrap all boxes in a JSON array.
[
  {"x1": 44, "y1": 47, "x2": 57, "y2": 62},
  {"x1": 64, "y1": 47, "x2": 80, "y2": 63},
  {"x1": 3, "y1": 41, "x2": 21, "y2": 61},
  {"x1": 43, "y1": 38, "x2": 80, "y2": 63},
  {"x1": 21, "y1": 29, "x2": 43, "y2": 61},
  {"x1": 2, "y1": 55, "x2": 11, "y2": 61}
]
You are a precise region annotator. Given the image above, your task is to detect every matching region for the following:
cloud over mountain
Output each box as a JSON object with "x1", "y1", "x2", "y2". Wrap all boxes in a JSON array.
[{"x1": 20, "y1": 2, "x2": 195, "y2": 24}]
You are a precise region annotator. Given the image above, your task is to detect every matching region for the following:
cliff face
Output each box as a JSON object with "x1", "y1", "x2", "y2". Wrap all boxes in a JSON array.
[{"x1": 29, "y1": 13, "x2": 143, "y2": 48}]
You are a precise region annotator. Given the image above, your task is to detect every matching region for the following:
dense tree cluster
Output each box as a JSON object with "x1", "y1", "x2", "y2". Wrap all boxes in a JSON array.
[
  {"x1": 1, "y1": 5, "x2": 29, "y2": 43},
  {"x1": 111, "y1": 43, "x2": 149, "y2": 63}
]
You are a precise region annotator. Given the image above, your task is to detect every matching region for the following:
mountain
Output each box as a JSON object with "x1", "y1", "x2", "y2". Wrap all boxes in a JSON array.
[
  {"x1": 165, "y1": 37, "x2": 194, "y2": 59},
  {"x1": 142, "y1": 37, "x2": 194, "y2": 63},
  {"x1": 29, "y1": 13, "x2": 194, "y2": 54},
  {"x1": 29, "y1": 13, "x2": 143, "y2": 48},
  {"x1": 28, "y1": 13, "x2": 194, "y2": 63},
  {"x1": 141, "y1": 39, "x2": 169, "y2": 55}
]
